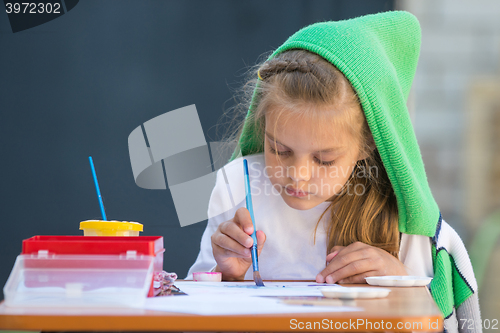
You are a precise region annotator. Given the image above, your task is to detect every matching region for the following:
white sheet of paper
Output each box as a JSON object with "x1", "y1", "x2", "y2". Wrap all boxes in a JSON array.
[
  {"x1": 144, "y1": 294, "x2": 361, "y2": 315},
  {"x1": 142, "y1": 281, "x2": 361, "y2": 315},
  {"x1": 173, "y1": 281, "x2": 344, "y2": 297}
]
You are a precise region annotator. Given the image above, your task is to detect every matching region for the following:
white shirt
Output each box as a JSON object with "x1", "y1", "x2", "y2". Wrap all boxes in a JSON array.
[{"x1": 186, "y1": 153, "x2": 433, "y2": 280}]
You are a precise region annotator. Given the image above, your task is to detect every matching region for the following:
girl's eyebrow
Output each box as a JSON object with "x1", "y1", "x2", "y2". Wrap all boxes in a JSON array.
[{"x1": 264, "y1": 131, "x2": 344, "y2": 153}]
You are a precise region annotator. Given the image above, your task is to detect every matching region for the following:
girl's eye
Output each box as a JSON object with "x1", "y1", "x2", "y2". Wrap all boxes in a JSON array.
[
  {"x1": 314, "y1": 156, "x2": 335, "y2": 166},
  {"x1": 269, "y1": 145, "x2": 335, "y2": 166},
  {"x1": 268, "y1": 145, "x2": 291, "y2": 156}
]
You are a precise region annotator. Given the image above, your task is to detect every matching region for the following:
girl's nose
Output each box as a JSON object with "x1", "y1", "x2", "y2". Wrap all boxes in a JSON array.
[{"x1": 287, "y1": 158, "x2": 312, "y2": 182}]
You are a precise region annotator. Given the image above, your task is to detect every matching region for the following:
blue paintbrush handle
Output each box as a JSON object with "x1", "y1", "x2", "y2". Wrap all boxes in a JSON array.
[
  {"x1": 243, "y1": 159, "x2": 259, "y2": 272},
  {"x1": 89, "y1": 156, "x2": 107, "y2": 221}
]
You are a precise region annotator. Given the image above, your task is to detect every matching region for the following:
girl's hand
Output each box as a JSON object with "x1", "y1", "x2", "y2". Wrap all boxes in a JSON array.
[
  {"x1": 211, "y1": 207, "x2": 266, "y2": 280},
  {"x1": 316, "y1": 242, "x2": 407, "y2": 284}
]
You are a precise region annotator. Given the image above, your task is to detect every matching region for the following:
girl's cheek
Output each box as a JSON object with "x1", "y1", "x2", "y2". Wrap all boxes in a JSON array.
[
  {"x1": 267, "y1": 165, "x2": 284, "y2": 181},
  {"x1": 265, "y1": 153, "x2": 284, "y2": 177},
  {"x1": 264, "y1": 157, "x2": 278, "y2": 180}
]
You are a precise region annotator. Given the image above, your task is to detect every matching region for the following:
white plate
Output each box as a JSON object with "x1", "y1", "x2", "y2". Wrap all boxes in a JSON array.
[
  {"x1": 365, "y1": 276, "x2": 433, "y2": 287},
  {"x1": 320, "y1": 287, "x2": 391, "y2": 299}
]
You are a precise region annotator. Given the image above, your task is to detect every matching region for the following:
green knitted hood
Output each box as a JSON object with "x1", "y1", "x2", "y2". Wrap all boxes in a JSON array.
[{"x1": 230, "y1": 10, "x2": 440, "y2": 237}]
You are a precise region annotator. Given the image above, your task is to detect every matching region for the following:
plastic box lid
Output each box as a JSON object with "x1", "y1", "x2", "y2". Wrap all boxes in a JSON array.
[
  {"x1": 22, "y1": 235, "x2": 163, "y2": 256},
  {"x1": 4, "y1": 253, "x2": 154, "y2": 308}
]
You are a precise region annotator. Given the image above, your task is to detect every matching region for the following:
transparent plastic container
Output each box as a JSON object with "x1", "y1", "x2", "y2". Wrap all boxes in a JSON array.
[
  {"x1": 79, "y1": 220, "x2": 143, "y2": 236},
  {"x1": 20, "y1": 235, "x2": 164, "y2": 297},
  {"x1": 3, "y1": 253, "x2": 154, "y2": 308}
]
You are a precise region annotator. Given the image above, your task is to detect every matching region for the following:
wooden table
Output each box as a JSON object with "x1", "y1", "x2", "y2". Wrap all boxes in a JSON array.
[{"x1": 0, "y1": 283, "x2": 443, "y2": 332}]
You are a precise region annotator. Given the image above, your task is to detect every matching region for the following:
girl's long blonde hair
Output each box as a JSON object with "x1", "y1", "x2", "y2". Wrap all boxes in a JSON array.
[{"x1": 224, "y1": 49, "x2": 400, "y2": 257}]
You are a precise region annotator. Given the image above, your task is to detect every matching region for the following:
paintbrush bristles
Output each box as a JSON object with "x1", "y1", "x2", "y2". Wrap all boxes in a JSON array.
[{"x1": 253, "y1": 271, "x2": 265, "y2": 287}]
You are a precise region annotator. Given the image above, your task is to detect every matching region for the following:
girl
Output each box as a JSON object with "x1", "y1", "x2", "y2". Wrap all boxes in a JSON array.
[{"x1": 187, "y1": 11, "x2": 481, "y2": 333}]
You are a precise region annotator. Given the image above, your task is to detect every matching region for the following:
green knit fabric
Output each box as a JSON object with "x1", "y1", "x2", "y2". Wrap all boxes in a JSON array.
[
  {"x1": 431, "y1": 244, "x2": 454, "y2": 317},
  {"x1": 430, "y1": 243, "x2": 474, "y2": 317},
  {"x1": 230, "y1": 10, "x2": 439, "y2": 237}
]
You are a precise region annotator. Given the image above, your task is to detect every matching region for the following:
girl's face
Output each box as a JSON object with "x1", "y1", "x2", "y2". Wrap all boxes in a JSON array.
[{"x1": 264, "y1": 104, "x2": 368, "y2": 210}]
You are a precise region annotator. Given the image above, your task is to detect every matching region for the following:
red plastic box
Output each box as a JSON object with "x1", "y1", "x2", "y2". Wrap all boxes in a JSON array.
[{"x1": 21, "y1": 236, "x2": 165, "y2": 297}]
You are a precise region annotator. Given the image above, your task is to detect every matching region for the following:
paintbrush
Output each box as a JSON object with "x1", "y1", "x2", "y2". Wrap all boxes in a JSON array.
[
  {"x1": 243, "y1": 159, "x2": 265, "y2": 287},
  {"x1": 89, "y1": 156, "x2": 107, "y2": 221}
]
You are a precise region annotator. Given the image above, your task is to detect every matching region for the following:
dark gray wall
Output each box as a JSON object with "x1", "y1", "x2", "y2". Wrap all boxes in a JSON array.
[{"x1": 0, "y1": 0, "x2": 393, "y2": 299}]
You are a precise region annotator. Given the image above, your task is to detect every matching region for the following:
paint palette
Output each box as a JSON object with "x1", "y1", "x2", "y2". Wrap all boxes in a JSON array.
[
  {"x1": 320, "y1": 286, "x2": 391, "y2": 299},
  {"x1": 365, "y1": 276, "x2": 432, "y2": 287}
]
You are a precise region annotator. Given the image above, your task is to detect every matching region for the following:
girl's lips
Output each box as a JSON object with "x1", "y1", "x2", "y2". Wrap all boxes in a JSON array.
[{"x1": 285, "y1": 186, "x2": 309, "y2": 197}]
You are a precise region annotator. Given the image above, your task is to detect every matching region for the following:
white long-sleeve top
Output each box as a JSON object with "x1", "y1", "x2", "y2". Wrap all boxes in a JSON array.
[{"x1": 186, "y1": 153, "x2": 433, "y2": 280}]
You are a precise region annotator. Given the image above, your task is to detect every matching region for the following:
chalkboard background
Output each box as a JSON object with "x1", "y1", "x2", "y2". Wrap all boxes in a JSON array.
[{"x1": 0, "y1": 0, "x2": 393, "y2": 299}]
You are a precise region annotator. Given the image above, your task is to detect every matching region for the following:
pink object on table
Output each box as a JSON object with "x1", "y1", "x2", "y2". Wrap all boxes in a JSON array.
[
  {"x1": 193, "y1": 271, "x2": 222, "y2": 282},
  {"x1": 153, "y1": 271, "x2": 178, "y2": 296}
]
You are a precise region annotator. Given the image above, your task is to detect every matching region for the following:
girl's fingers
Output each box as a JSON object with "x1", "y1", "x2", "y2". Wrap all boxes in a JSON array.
[
  {"x1": 325, "y1": 251, "x2": 339, "y2": 263},
  {"x1": 219, "y1": 220, "x2": 254, "y2": 248},
  {"x1": 328, "y1": 242, "x2": 365, "y2": 260},
  {"x1": 233, "y1": 207, "x2": 255, "y2": 235},
  {"x1": 322, "y1": 246, "x2": 371, "y2": 276},
  {"x1": 212, "y1": 208, "x2": 264, "y2": 262},
  {"x1": 212, "y1": 232, "x2": 251, "y2": 258},
  {"x1": 317, "y1": 242, "x2": 407, "y2": 284},
  {"x1": 326, "y1": 245, "x2": 345, "y2": 264},
  {"x1": 329, "y1": 245, "x2": 345, "y2": 254},
  {"x1": 316, "y1": 242, "x2": 373, "y2": 283},
  {"x1": 324, "y1": 258, "x2": 372, "y2": 284},
  {"x1": 256, "y1": 230, "x2": 266, "y2": 255},
  {"x1": 336, "y1": 270, "x2": 378, "y2": 284}
]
